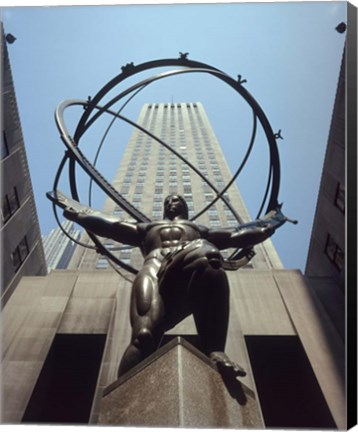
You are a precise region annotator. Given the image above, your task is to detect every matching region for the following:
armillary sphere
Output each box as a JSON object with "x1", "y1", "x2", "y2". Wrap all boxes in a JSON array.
[{"x1": 48, "y1": 55, "x2": 282, "y2": 277}]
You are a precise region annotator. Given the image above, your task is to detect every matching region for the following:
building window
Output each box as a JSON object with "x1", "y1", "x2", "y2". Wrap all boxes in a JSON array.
[
  {"x1": 11, "y1": 236, "x2": 29, "y2": 271},
  {"x1": 227, "y1": 219, "x2": 237, "y2": 227},
  {"x1": 184, "y1": 193, "x2": 193, "y2": 203},
  {"x1": 226, "y1": 214, "x2": 236, "y2": 221},
  {"x1": 205, "y1": 193, "x2": 214, "y2": 203},
  {"x1": 96, "y1": 257, "x2": 109, "y2": 269},
  {"x1": 324, "y1": 234, "x2": 344, "y2": 270},
  {"x1": 208, "y1": 208, "x2": 218, "y2": 216},
  {"x1": 152, "y1": 210, "x2": 162, "y2": 219},
  {"x1": 2, "y1": 130, "x2": 10, "y2": 159},
  {"x1": 120, "y1": 249, "x2": 132, "y2": 260},
  {"x1": 104, "y1": 242, "x2": 114, "y2": 250},
  {"x1": 2, "y1": 186, "x2": 20, "y2": 223},
  {"x1": 113, "y1": 206, "x2": 124, "y2": 217},
  {"x1": 334, "y1": 182, "x2": 345, "y2": 214}
]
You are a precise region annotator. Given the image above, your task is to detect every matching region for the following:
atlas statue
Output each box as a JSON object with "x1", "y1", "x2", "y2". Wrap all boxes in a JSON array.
[
  {"x1": 48, "y1": 56, "x2": 297, "y2": 380},
  {"x1": 58, "y1": 192, "x2": 288, "y2": 378}
]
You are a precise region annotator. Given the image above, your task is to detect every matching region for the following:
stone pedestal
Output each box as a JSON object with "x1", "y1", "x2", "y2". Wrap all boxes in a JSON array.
[{"x1": 96, "y1": 337, "x2": 263, "y2": 428}]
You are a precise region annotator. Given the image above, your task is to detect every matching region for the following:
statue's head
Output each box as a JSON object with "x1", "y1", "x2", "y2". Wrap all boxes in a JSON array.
[{"x1": 163, "y1": 194, "x2": 189, "y2": 220}]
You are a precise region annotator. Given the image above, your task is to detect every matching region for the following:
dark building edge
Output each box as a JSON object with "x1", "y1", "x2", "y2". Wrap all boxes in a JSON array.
[{"x1": 347, "y1": 2, "x2": 357, "y2": 429}]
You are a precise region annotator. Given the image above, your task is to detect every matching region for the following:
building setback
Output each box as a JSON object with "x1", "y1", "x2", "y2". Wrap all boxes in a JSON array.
[
  {"x1": 1, "y1": 27, "x2": 47, "y2": 306},
  {"x1": 1, "y1": 101, "x2": 345, "y2": 428}
]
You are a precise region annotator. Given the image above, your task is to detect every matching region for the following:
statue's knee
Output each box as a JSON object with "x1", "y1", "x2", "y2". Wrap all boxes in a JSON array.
[
  {"x1": 199, "y1": 243, "x2": 222, "y2": 269},
  {"x1": 133, "y1": 328, "x2": 154, "y2": 351},
  {"x1": 205, "y1": 247, "x2": 222, "y2": 269},
  {"x1": 133, "y1": 273, "x2": 156, "y2": 316}
]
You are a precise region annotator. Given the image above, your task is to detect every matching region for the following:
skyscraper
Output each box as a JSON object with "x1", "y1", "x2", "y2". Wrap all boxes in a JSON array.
[
  {"x1": 1, "y1": 26, "x2": 47, "y2": 306},
  {"x1": 68, "y1": 102, "x2": 283, "y2": 273}
]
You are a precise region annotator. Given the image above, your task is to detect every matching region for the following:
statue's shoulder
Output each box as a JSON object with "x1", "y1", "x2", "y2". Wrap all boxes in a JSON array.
[
  {"x1": 195, "y1": 223, "x2": 210, "y2": 236},
  {"x1": 180, "y1": 221, "x2": 209, "y2": 236}
]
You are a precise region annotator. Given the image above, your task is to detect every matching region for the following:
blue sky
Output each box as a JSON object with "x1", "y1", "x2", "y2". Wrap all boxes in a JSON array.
[{"x1": 1, "y1": 1, "x2": 347, "y2": 271}]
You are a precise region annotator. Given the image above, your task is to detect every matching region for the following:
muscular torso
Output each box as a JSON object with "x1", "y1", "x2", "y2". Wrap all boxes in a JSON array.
[{"x1": 138, "y1": 219, "x2": 207, "y2": 259}]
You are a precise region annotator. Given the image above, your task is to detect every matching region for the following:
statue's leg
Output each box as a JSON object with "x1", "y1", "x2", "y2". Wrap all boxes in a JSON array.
[
  {"x1": 158, "y1": 240, "x2": 246, "y2": 377},
  {"x1": 184, "y1": 242, "x2": 246, "y2": 377},
  {"x1": 191, "y1": 264, "x2": 230, "y2": 354},
  {"x1": 117, "y1": 265, "x2": 164, "y2": 377}
]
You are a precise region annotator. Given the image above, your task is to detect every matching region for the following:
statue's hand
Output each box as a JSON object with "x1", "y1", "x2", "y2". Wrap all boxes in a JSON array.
[
  {"x1": 64, "y1": 206, "x2": 97, "y2": 221},
  {"x1": 63, "y1": 207, "x2": 79, "y2": 221},
  {"x1": 263, "y1": 206, "x2": 298, "y2": 231}
]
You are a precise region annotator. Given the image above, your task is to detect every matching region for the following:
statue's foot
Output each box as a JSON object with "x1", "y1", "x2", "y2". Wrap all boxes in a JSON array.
[{"x1": 210, "y1": 351, "x2": 246, "y2": 378}]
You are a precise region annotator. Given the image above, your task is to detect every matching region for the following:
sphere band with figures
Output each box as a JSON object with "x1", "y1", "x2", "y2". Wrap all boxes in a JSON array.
[{"x1": 50, "y1": 55, "x2": 282, "y2": 275}]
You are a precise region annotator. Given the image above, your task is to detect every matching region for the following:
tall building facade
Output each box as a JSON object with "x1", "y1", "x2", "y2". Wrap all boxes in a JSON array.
[
  {"x1": 304, "y1": 45, "x2": 346, "y2": 345},
  {"x1": 42, "y1": 220, "x2": 81, "y2": 271},
  {"x1": 69, "y1": 102, "x2": 283, "y2": 273},
  {"x1": 1, "y1": 27, "x2": 47, "y2": 305},
  {"x1": 305, "y1": 49, "x2": 345, "y2": 292}
]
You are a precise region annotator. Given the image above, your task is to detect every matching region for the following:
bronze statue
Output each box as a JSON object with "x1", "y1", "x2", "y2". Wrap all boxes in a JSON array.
[{"x1": 59, "y1": 193, "x2": 289, "y2": 378}]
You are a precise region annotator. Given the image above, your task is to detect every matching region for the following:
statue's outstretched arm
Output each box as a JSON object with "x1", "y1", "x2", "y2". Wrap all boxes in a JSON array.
[
  {"x1": 47, "y1": 190, "x2": 142, "y2": 246},
  {"x1": 64, "y1": 207, "x2": 141, "y2": 246},
  {"x1": 207, "y1": 206, "x2": 296, "y2": 250}
]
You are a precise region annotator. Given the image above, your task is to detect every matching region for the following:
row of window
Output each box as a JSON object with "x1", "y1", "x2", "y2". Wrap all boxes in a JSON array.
[
  {"x1": 147, "y1": 103, "x2": 199, "y2": 110},
  {"x1": 129, "y1": 143, "x2": 220, "y2": 166}
]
